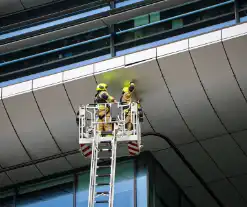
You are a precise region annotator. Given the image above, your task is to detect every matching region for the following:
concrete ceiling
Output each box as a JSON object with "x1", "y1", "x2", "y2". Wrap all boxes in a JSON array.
[{"x1": 0, "y1": 22, "x2": 247, "y2": 207}]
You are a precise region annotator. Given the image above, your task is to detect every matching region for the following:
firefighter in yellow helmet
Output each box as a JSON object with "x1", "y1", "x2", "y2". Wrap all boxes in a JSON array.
[
  {"x1": 120, "y1": 82, "x2": 143, "y2": 132},
  {"x1": 95, "y1": 83, "x2": 117, "y2": 136}
]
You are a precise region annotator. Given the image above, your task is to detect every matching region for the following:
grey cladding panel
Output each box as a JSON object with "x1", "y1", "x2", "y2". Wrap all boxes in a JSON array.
[
  {"x1": 22, "y1": 0, "x2": 53, "y2": 8},
  {"x1": 0, "y1": 173, "x2": 12, "y2": 188},
  {"x1": 0, "y1": 101, "x2": 30, "y2": 167},
  {"x1": 0, "y1": 0, "x2": 23, "y2": 16},
  {"x1": 179, "y1": 142, "x2": 224, "y2": 183},
  {"x1": 210, "y1": 180, "x2": 247, "y2": 207},
  {"x1": 7, "y1": 165, "x2": 42, "y2": 184},
  {"x1": 190, "y1": 43, "x2": 247, "y2": 132},
  {"x1": 223, "y1": 36, "x2": 247, "y2": 98},
  {"x1": 153, "y1": 149, "x2": 199, "y2": 188},
  {"x1": 158, "y1": 52, "x2": 226, "y2": 139},
  {"x1": 184, "y1": 185, "x2": 218, "y2": 207},
  {"x1": 3, "y1": 93, "x2": 60, "y2": 160},
  {"x1": 201, "y1": 135, "x2": 247, "y2": 177},
  {"x1": 64, "y1": 75, "x2": 96, "y2": 111},
  {"x1": 37, "y1": 157, "x2": 72, "y2": 176},
  {"x1": 33, "y1": 84, "x2": 78, "y2": 152},
  {"x1": 66, "y1": 153, "x2": 91, "y2": 169},
  {"x1": 230, "y1": 174, "x2": 247, "y2": 201}
]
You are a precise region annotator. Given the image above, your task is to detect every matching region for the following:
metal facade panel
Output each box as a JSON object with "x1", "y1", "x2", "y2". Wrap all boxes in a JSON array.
[
  {"x1": 190, "y1": 43, "x2": 247, "y2": 132},
  {"x1": 0, "y1": 101, "x2": 30, "y2": 167},
  {"x1": 95, "y1": 60, "x2": 194, "y2": 144},
  {"x1": 158, "y1": 51, "x2": 226, "y2": 139},
  {"x1": 33, "y1": 84, "x2": 78, "y2": 151},
  {"x1": 153, "y1": 149, "x2": 199, "y2": 188},
  {"x1": 0, "y1": 173, "x2": 12, "y2": 188},
  {"x1": 179, "y1": 142, "x2": 224, "y2": 183},
  {"x1": 223, "y1": 35, "x2": 247, "y2": 98},
  {"x1": 3, "y1": 93, "x2": 60, "y2": 159},
  {"x1": 142, "y1": 135, "x2": 169, "y2": 151},
  {"x1": 232, "y1": 130, "x2": 247, "y2": 155},
  {"x1": 201, "y1": 135, "x2": 247, "y2": 177},
  {"x1": 184, "y1": 185, "x2": 218, "y2": 207},
  {"x1": 0, "y1": 0, "x2": 23, "y2": 16},
  {"x1": 66, "y1": 153, "x2": 91, "y2": 169},
  {"x1": 210, "y1": 180, "x2": 247, "y2": 207},
  {"x1": 63, "y1": 75, "x2": 96, "y2": 111},
  {"x1": 7, "y1": 165, "x2": 42, "y2": 183},
  {"x1": 37, "y1": 157, "x2": 72, "y2": 176},
  {"x1": 230, "y1": 174, "x2": 247, "y2": 201},
  {"x1": 22, "y1": 0, "x2": 53, "y2": 8}
]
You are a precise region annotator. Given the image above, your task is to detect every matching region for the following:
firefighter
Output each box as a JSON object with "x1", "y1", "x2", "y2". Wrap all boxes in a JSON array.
[
  {"x1": 95, "y1": 83, "x2": 117, "y2": 136},
  {"x1": 120, "y1": 82, "x2": 143, "y2": 132}
]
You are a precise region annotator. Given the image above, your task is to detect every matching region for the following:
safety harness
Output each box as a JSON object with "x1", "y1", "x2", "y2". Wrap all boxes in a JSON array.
[{"x1": 94, "y1": 91, "x2": 110, "y2": 120}]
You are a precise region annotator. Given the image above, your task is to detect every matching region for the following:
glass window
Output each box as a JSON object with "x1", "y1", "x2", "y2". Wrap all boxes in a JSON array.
[
  {"x1": 0, "y1": 190, "x2": 15, "y2": 207},
  {"x1": 136, "y1": 158, "x2": 148, "y2": 207},
  {"x1": 76, "y1": 160, "x2": 134, "y2": 207},
  {"x1": 154, "y1": 160, "x2": 180, "y2": 207},
  {"x1": 16, "y1": 176, "x2": 74, "y2": 207}
]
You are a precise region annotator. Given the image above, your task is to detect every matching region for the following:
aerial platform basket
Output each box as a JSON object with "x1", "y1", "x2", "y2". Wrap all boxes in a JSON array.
[
  {"x1": 78, "y1": 102, "x2": 142, "y2": 207},
  {"x1": 78, "y1": 102, "x2": 142, "y2": 148}
]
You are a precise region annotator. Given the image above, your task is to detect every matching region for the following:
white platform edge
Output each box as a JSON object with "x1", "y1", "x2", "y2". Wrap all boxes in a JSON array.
[
  {"x1": 2, "y1": 81, "x2": 32, "y2": 99},
  {"x1": 33, "y1": 73, "x2": 63, "y2": 90},
  {"x1": 222, "y1": 22, "x2": 247, "y2": 41},
  {"x1": 63, "y1": 64, "x2": 94, "y2": 82},
  {"x1": 189, "y1": 30, "x2": 222, "y2": 49},
  {"x1": 79, "y1": 135, "x2": 139, "y2": 144}
]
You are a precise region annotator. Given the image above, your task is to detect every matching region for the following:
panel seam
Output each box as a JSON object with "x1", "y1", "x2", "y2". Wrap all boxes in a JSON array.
[
  {"x1": 1, "y1": 99, "x2": 44, "y2": 177},
  {"x1": 156, "y1": 56, "x2": 247, "y2": 205},
  {"x1": 31, "y1": 90, "x2": 74, "y2": 169},
  {"x1": 188, "y1": 49, "x2": 247, "y2": 205}
]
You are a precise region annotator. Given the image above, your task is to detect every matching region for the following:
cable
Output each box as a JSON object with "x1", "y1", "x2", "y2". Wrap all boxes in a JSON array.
[{"x1": 142, "y1": 132, "x2": 224, "y2": 207}]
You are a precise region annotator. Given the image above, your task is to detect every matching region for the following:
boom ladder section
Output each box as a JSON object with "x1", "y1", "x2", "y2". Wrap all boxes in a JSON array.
[{"x1": 78, "y1": 102, "x2": 142, "y2": 207}]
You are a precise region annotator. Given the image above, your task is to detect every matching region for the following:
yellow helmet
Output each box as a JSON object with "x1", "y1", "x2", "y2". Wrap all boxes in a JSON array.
[
  {"x1": 122, "y1": 82, "x2": 135, "y2": 93},
  {"x1": 96, "y1": 83, "x2": 108, "y2": 91},
  {"x1": 122, "y1": 87, "x2": 129, "y2": 93}
]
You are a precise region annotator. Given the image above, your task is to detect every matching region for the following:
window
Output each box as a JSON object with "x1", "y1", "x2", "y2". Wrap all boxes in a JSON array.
[
  {"x1": 0, "y1": 190, "x2": 14, "y2": 207},
  {"x1": 16, "y1": 176, "x2": 74, "y2": 207},
  {"x1": 136, "y1": 158, "x2": 148, "y2": 207}
]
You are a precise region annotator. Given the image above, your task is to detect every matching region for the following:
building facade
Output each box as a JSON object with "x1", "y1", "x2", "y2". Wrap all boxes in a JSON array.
[{"x1": 0, "y1": 152, "x2": 194, "y2": 207}]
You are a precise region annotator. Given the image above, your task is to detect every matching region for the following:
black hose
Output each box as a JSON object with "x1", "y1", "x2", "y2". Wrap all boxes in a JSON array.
[{"x1": 142, "y1": 132, "x2": 224, "y2": 207}]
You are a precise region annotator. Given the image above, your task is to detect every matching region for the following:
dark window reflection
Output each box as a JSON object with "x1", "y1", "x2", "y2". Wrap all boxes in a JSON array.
[
  {"x1": 136, "y1": 158, "x2": 148, "y2": 207},
  {"x1": 0, "y1": 196, "x2": 14, "y2": 207},
  {"x1": 16, "y1": 180, "x2": 73, "y2": 207}
]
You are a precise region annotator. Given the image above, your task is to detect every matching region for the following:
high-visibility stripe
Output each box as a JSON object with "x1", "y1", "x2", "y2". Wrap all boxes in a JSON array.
[
  {"x1": 128, "y1": 141, "x2": 140, "y2": 156},
  {"x1": 80, "y1": 144, "x2": 92, "y2": 158}
]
